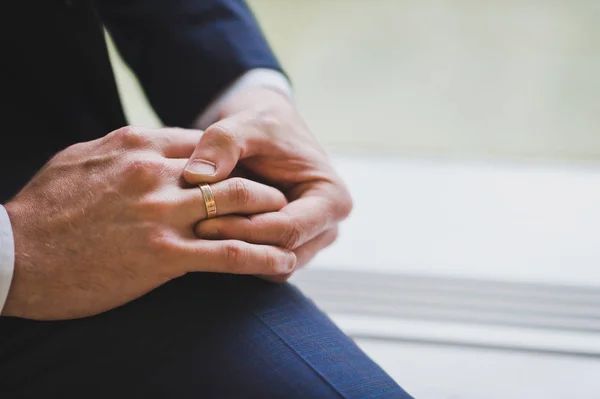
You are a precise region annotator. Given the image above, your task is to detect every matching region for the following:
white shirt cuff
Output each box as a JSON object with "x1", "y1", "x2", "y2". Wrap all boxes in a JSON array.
[
  {"x1": 194, "y1": 68, "x2": 293, "y2": 130},
  {"x1": 0, "y1": 205, "x2": 15, "y2": 314}
]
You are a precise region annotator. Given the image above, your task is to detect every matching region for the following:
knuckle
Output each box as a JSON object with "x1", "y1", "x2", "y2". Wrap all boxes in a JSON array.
[
  {"x1": 123, "y1": 157, "x2": 165, "y2": 187},
  {"x1": 147, "y1": 233, "x2": 185, "y2": 278},
  {"x1": 224, "y1": 242, "x2": 248, "y2": 266},
  {"x1": 241, "y1": 217, "x2": 258, "y2": 241},
  {"x1": 148, "y1": 231, "x2": 175, "y2": 255},
  {"x1": 259, "y1": 114, "x2": 282, "y2": 136},
  {"x1": 263, "y1": 248, "x2": 292, "y2": 277},
  {"x1": 110, "y1": 126, "x2": 150, "y2": 149},
  {"x1": 228, "y1": 178, "x2": 251, "y2": 206},
  {"x1": 204, "y1": 124, "x2": 236, "y2": 150},
  {"x1": 265, "y1": 249, "x2": 280, "y2": 274},
  {"x1": 280, "y1": 217, "x2": 303, "y2": 249}
]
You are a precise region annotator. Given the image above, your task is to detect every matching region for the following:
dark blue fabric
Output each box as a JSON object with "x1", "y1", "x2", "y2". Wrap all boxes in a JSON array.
[
  {"x1": 0, "y1": 274, "x2": 412, "y2": 398},
  {"x1": 96, "y1": 0, "x2": 283, "y2": 127}
]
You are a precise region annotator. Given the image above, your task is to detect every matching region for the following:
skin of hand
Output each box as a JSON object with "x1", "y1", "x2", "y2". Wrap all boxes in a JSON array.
[
  {"x1": 2, "y1": 126, "x2": 295, "y2": 321},
  {"x1": 184, "y1": 88, "x2": 354, "y2": 282}
]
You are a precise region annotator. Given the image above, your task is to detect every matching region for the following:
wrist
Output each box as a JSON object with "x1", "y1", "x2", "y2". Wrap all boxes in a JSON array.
[
  {"x1": 195, "y1": 69, "x2": 292, "y2": 130},
  {"x1": 218, "y1": 86, "x2": 296, "y2": 121}
]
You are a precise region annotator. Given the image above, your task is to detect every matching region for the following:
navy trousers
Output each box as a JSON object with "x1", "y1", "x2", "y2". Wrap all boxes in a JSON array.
[{"x1": 0, "y1": 273, "x2": 412, "y2": 398}]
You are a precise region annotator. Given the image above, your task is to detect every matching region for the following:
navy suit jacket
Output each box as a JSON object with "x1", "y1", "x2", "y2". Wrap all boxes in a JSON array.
[{"x1": 0, "y1": 0, "x2": 281, "y2": 202}]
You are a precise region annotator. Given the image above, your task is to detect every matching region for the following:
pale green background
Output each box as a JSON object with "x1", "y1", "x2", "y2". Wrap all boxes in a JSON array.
[{"x1": 110, "y1": 0, "x2": 600, "y2": 161}]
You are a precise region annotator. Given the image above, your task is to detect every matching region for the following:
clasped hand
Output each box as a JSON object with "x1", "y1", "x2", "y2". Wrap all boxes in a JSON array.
[{"x1": 2, "y1": 89, "x2": 352, "y2": 320}]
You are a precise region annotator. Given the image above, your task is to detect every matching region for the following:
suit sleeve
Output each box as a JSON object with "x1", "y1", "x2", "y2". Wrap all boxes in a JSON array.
[{"x1": 95, "y1": 0, "x2": 283, "y2": 127}]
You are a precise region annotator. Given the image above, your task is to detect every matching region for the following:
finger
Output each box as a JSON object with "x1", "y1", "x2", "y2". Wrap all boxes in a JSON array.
[
  {"x1": 196, "y1": 184, "x2": 346, "y2": 250},
  {"x1": 276, "y1": 182, "x2": 351, "y2": 248},
  {"x1": 256, "y1": 228, "x2": 339, "y2": 284},
  {"x1": 176, "y1": 239, "x2": 296, "y2": 276},
  {"x1": 183, "y1": 119, "x2": 265, "y2": 184},
  {"x1": 175, "y1": 177, "x2": 287, "y2": 222},
  {"x1": 293, "y1": 228, "x2": 339, "y2": 268},
  {"x1": 113, "y1": 126, "x2": 203, "y2": 158},
  {"x1": 161, "y1": 159, "x2": 249, "y2": 186},
  {"x1": 195, "y1": 215, "x2": 257, "y2": 241},
  {"x1": 195, "y1": 212, "x2": 299, "y2": 246},
  {"x1": 149, "y1": 128, "x2": 204, "y2": 158},
  {"x1": 196, "y1": 214, "x2": 340, "y2": 259}
]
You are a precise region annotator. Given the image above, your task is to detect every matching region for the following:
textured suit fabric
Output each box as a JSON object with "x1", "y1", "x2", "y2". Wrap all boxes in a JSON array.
[{"x1": 0, "y1": 274, "x2": 412, "y2": 398}]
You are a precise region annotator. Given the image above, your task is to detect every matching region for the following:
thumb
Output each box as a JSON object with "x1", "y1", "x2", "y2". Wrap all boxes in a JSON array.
[{"x1": 183, "y1": 123, "x2": 243, "y2": 184}]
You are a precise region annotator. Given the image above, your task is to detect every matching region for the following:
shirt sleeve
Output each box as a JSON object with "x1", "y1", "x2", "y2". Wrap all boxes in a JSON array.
[
  {"x1": 194, "y1": 68, "x2": 293, "y2": 130},
  {"x1": 0, "y1": 205, "x2": 15, "y2": 314}
]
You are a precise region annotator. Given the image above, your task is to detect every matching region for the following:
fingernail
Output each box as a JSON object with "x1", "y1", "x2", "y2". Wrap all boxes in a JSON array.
[
  {"x1": 286, "y1": 253, "x2": 297, "y2": 270},
  {"x1": 185, "y1": 160, "x2": 216, "y2": 176}
]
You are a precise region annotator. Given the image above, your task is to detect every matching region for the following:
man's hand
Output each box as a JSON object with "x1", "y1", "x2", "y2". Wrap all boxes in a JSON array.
[
  {"x1": 184, "y1": 88, "x2": 353, "y2": 282},
  {"x1": 2, "y1": 126, "x2": 295, "y2": 320}
]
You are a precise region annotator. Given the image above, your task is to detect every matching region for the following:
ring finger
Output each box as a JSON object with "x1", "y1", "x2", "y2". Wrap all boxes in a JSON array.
[{"x1": 177, "y1": 177, "x2": 288, "y2": 222}]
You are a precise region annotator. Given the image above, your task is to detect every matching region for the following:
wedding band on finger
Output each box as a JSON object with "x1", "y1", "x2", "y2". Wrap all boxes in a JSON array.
[{"x1": 199, "y1": 184, "x2": 217, "y2": 219}]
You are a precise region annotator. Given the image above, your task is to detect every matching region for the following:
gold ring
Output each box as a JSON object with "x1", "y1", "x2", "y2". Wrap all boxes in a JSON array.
[{"x1": 199, "y1": 184, "x2": 217, "y2": 219}]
